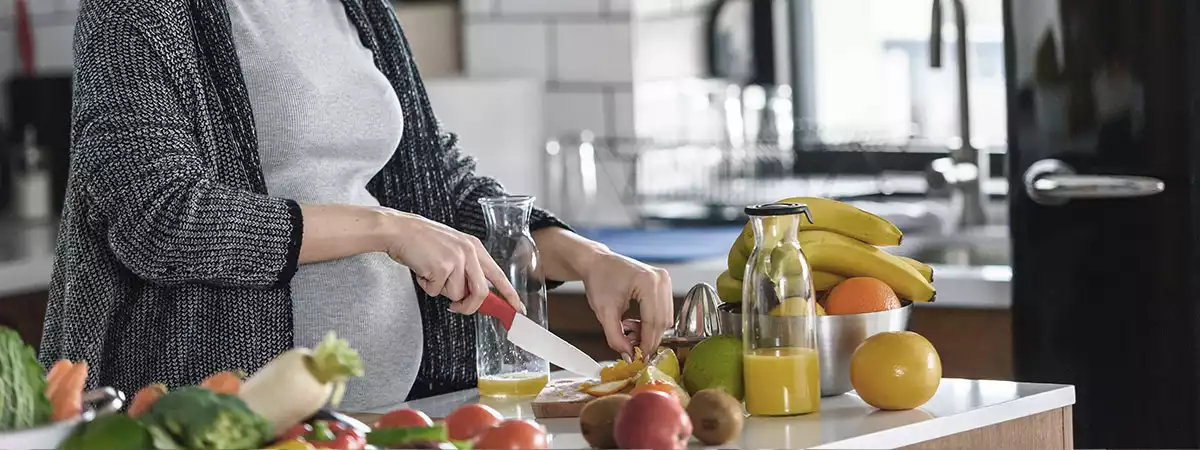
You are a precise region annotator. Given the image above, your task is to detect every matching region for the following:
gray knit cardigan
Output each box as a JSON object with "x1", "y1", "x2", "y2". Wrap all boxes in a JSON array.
[{"x1": 39, "y1": 0, "x2": 567, "y2": 401}]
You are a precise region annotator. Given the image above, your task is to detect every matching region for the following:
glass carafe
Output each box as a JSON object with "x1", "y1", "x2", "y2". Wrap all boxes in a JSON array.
[
  {"x1": 741, "y1": 202, "x2": 820, "y2": 416},
  {"x1": 476, "y1": 195, "x2": 550, "y2": 397}
]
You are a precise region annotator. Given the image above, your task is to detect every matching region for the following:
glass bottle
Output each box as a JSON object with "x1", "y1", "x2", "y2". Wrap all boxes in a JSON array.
[
  {"x1": 741, "y1": 202, "x2": 820, "y2": 416},
  {"x1": 476, "y1": 195, "x2": 550, "y2": 397}
]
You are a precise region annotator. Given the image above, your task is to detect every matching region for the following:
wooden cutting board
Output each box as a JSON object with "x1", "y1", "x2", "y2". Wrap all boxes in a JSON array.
[{"x1": 531, "y1": 378, "x2": 597, "y2": 418}]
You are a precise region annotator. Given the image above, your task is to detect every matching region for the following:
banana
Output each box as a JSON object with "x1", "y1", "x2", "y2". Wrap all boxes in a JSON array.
[
  {"x1": 813, "y1": 271, "x2": 847, "y2": 291},
  {"x1": 720, "y1": 267, "x2": 844, "y2": 304},
  {"x1": 897, "y1": 256, "x2": 934, "y2": 282},
  {"x1": 727, "y1": 239, "x2": 750, "y2": 280},
  {"x1": 733, "y1": 197, "x2": 903, "y2": 258},
  {"x1": 716, "y1": 270, "x2": 742, "y2": 303},
  {"x1": 797, "y1": 230, "x2": 935, "y2": 302}
]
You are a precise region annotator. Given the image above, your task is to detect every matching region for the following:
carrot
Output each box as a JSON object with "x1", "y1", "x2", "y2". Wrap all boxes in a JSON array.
[
  {"x1": 128, "y1": 383, "x2": 167, "y2": 418},
  {"x1": 50, "y1": 361, "x2": 87, "y2": 421},
  {"x1": 200, "y1": 371, "x2": 243, "y2": 395},
  {"x1": 44, "y1": 360, "x2": 74, "y2": 399}
]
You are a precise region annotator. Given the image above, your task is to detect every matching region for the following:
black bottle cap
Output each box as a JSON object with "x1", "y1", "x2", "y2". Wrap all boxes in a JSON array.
[{"x1": 744, "y1": 202, "x2": 812, "y2": 219}]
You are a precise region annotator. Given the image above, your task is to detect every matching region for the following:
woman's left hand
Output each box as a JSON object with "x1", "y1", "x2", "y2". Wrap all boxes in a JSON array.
[{"x1": 580, "y1": 252, "x2": 673, "y2": 362}]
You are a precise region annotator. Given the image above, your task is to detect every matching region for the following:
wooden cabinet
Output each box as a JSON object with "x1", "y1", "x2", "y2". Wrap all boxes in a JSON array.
[
  {"x1": 548, "y1": 292, "x2": 1014, "y2": 380},
  {"x1": 0, "y1": 290, "x2": 49, "y2": 348}
]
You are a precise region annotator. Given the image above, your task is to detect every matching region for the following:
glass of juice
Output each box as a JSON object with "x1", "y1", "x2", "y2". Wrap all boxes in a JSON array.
[
  {"x1": 475, "y1": 196, "x2": 550, "y2": 397},
  {"x1": 741, "y1": 202, "x2": 820, "y2": 416}
]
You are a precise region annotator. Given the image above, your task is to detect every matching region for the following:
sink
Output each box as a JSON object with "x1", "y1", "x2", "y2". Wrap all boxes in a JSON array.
[
  {"x1": 887, "y1": 224, "x2": 1012, "y2": 309},
  {"x1": 893, "y1": 226, "x2": 1011, "y2": 267}
]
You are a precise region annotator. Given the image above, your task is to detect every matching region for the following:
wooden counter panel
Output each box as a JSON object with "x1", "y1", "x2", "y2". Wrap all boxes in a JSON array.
[
  {"x1": 902, "y1": 406, "x2": 1073, "y2": 449},
  {"x1": 908, "y1": 307, "x2": 1014, "y2": 381}
]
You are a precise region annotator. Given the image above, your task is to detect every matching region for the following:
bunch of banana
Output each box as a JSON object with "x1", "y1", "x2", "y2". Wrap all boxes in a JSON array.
[{"x1": 716, "y1": 197, "x2": 936, "y2": 303}]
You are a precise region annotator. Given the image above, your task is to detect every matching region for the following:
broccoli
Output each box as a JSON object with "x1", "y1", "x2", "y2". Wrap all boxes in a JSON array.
[{"x1": 140, "y1": 386, "x2": 271, "y2": 450}]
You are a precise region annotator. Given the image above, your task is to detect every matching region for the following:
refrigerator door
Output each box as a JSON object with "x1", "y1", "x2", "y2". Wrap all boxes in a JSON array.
[{"x1": 1006, "y1": 0, "x2": 1200, "y2": 447}]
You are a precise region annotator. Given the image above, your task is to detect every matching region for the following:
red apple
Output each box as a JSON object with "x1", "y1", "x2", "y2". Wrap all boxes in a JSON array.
[{"x1": 613, "y1": 391, "x2": 693, "y2": 450}]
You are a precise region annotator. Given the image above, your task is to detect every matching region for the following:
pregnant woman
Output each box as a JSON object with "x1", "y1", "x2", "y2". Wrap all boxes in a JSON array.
[{"x1": 40, "y1": 0, "x2": 673, "y2": 411}]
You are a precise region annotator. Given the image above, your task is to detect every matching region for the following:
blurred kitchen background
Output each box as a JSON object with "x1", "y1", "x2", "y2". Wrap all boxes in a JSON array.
[
  {"x1": 0, "y1": 0, "x2": 1012, "y2": 382},
  {"x1": 0, "y1": 0, "x2": 1012, "y2": 374},
  {"x1": 3, "y1": 0, "x2": 1198, "y2": 447}
]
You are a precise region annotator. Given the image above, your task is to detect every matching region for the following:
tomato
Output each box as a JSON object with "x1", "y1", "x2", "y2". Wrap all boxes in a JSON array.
[
  {"x1": 444, "y1": 403, "x2": 503, "y2": 441},
  {"x1": 473, "y1": 419, "x2": 548, "y2": 450},
  {"x1": 375, "y1": 408, "x2": 435, "y2": 429},
  {"x1": 630, "y1": 381, "x2": 677, "y2": 399},
  {"x1": 280, "y1": 423, "x2": 315, "y2": 442},
  {"x1": 324, "y1": 430, "x2": 367, "y2": 450}
]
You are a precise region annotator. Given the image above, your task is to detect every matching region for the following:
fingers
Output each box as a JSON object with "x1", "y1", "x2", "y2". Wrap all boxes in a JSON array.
[
  {"x1": 637, "y1": 268, "x2": 673, "y2": 361},
  {"x1": 456, "y1": 244, "x2": 490, "y2": 315},
  {"x1": 474, "y1": 239, "x2": 524, "y2": 314},
  {"x1": 596, "y1": 305, "x2": 635, "y2": 361},
  {"x1": 442, "y1": 263, "x2": 467, "y2": 302},
  {"x1": 417, "y1": 262, "x2": 449, "y2": 299},
  {"x1": 622, "y1": 319, "x2": 642, "y2": 347}
]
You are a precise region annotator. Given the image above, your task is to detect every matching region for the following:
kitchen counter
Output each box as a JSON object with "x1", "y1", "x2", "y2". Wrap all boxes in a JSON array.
[
  {"x1": 555, "y1": 258, "x2": 1012, "y2": 310},
  {"x1": 358, "y1": 372, "x2": 1075, "y2": 449}
]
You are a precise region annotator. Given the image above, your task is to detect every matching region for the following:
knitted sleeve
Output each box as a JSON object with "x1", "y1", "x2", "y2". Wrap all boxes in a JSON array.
[{"x1": 71, "y1": 13, "x2": 303, "y2": 288}]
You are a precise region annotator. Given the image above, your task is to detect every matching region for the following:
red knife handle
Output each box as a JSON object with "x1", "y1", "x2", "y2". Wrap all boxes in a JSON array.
[{"x1": 478, "y1": 292, "x2": 516, "y2": 330}]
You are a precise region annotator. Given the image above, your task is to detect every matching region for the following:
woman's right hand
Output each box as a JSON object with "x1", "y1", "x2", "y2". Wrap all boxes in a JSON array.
[{"x1": 378, "y1": 209, "x2": 522, "y2": 315}]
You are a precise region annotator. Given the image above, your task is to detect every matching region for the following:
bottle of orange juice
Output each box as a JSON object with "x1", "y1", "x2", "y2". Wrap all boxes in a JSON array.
[{"x1": 741, "y1": 203, "x2": 820, "y2": 416}]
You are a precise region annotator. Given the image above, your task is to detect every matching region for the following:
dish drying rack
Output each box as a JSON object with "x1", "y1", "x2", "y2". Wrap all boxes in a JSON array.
[{"x1": 541, "y1": 129, "x2": 924, "y2": 227}]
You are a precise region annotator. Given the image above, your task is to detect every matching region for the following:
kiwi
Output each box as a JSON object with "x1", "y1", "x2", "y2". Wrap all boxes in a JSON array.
[
  {"x1": 579, "y1": 394, "x2": 632, "y2": 449},
  {"x1": 686, "y1": 389, "x2": 744, "y2": 446}
]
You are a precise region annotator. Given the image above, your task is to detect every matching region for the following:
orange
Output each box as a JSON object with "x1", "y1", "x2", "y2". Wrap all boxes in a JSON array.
[
  {"x1": 849, "y1": 331, "x2": 942, "y2": 410},
  {"x1": 600, "y1": 348, "x2": 646, "y2": 382},
  {"x1": 630, "y1": 380, "x2": 677, "y2": 399},
  {"x1": 823, "y1": 277, "x2": 901, "y2": 315}
]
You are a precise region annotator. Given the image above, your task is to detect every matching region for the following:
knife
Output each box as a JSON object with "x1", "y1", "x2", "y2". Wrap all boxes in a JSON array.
[{"x1": 478, "y1": 292, "x2": 603, "y2": 379}]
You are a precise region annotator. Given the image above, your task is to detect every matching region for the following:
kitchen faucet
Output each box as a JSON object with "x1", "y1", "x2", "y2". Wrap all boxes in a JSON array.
[{"x1": 928, "y1": 0, "x2": 988, "y2": 231}]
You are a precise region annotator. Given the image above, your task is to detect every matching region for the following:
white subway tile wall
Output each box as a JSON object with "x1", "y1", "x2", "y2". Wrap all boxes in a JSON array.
[
  {"x1": 463, "y1": 0, "x2": 717, "y2": 141},
  {"x1": 553, "y1": 21, "x2": 633, "y2": 83},
  {"x1": 460, "y1": 0, "x2": 495, "y2": 16},
  {"x1": 544, "y1": 90, "x2": 609, "y2": 139},
  {"x1": 0, "y1": 0, "x2": 76, "y2": 72},
  {"x1": 500, "y1": 0, "x2": 603, "y2": 16},
  {"x1": 461, "y1": 0, "x2": 719, "y2": 226},
  {"x1": 633, "y1": 14, "x2": 706, "y2": 81},
  {"x1": 31, "y1": 23, "x2": 73, "y2": 72},
  {"x1": 464, "y1": 19, "x2": 551, "y2": 78}
]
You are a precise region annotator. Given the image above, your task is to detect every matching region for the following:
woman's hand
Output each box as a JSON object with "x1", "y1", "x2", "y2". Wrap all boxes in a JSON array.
[
  {"x1": 377, "y1": 209, "x2": 522, "y2": 314},
  {"x1": 579, "y1": 252, "x2": 673, "y2": 362},
  {"x1": 532, "y1": 227, "x2": 674, "y2": 362}
]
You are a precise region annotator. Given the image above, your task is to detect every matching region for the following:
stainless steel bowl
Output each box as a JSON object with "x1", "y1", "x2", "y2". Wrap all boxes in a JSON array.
[
  {"x1": 714, "y1": 300, "x2": 913, "y2": 396},
  {"x1": 0, "y1": 387, "x2": 124, "y2": 450}
]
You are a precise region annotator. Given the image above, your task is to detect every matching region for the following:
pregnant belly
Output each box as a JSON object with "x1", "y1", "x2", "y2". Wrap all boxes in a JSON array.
[{"x1": 291, "y1": 252, "x2": 423, "y2": 410}]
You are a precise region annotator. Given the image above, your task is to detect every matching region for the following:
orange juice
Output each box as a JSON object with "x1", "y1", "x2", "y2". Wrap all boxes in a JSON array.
[
  {"x1": 477, "y1": 372, "x2": 549, "y2": 397},
  {"x1": 743, "y1": 347, "x2": 820, "y2": 416}
]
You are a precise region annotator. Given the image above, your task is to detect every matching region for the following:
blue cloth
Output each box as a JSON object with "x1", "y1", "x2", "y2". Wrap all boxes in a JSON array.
[{"x1": 575, "y1": 227, "x2": 744, "y2": 263}]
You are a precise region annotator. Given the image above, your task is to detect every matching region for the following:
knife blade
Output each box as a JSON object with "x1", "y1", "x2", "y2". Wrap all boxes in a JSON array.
[{"x1": 478, "y1": 292, "x2": 602, "y2": 379}]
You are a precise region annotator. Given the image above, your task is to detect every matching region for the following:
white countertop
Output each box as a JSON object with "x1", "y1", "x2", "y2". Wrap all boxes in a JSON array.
[
  {"x1": 554, "y1": 257, "x2": 1012, "y2": 310},
  {"x1": 0, "y1": 221, "x2": 56, "y2": 297},
  {"x1": 369, "y1": 372, "x2": 1075, "y2": 449}
]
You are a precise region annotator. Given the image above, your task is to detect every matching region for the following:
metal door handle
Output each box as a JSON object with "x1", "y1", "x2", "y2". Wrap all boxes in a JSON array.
[{"x1": 1024, "y1": 159, "x2": 1165, "y2": 206}]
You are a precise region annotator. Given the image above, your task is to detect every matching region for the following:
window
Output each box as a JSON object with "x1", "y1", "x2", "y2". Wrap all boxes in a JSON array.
[{"x1": 794, "y1": 0, "x2": 1006, "y2": 151}]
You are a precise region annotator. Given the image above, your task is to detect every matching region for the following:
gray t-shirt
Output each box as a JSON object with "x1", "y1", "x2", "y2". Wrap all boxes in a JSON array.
[{"x1": 227, "y1": 0, "x2": 422, "y2": 410}]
